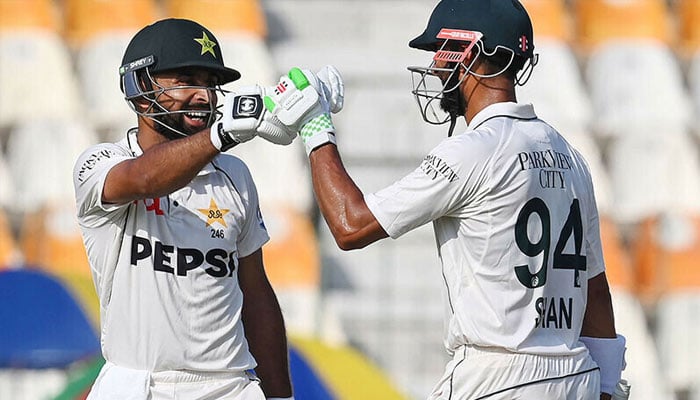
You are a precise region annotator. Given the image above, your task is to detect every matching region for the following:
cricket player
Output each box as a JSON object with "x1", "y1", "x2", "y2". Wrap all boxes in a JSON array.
[
  {"x1": 248, "y1": 0, "x2": 628, "y2": 399},
  {"x1": 72, "y1": 18, "x2": 295, "y2": 400}
]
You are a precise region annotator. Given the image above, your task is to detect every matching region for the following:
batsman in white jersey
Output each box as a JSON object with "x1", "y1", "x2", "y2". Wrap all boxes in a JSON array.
[
  {"x1": 247, "y1": 0, "x2": 629, "y2": 399},
  {"x1": 72, "y1": 18, "x2": 296, "y2": 400}
]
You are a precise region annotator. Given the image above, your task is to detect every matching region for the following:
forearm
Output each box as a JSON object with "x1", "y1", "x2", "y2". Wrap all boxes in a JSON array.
[
  {"x1": 582, "y1": 272, "x2": 625, "y2": 396},
  {"x1": 242, "y1": 285, "x2": 292, "y2": 397},
  {"x1": 581, "y1": 272, "x2": 616, "y2": 338},
  {"x1": 309, "y1": 144, "x2": 386, "y2": 249},
  {"x1": 239, "y1": 250, "x2": 292, "y2": 397},
  {"x1": 104, "y1": 129, "x2": 218, "y2": 203}
]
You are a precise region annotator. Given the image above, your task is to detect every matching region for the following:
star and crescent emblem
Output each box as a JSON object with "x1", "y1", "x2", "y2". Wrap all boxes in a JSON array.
[
  {"x1": 198, "y1": 198, "x2": 229, "y2": 227},
  {"x1": 194, "y1": 32, "x2": 217, "y2": 57}
]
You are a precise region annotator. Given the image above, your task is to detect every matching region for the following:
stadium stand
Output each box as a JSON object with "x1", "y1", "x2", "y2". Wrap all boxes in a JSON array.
[
  {"x1": 573, "y1": 0, "x2": 673, "y2": 50},
  {"x1": 0, "y1": 153, "x2": 18, "y2": 268},
  {"x1": 64, "y1": 0, "x2": 160, "y2": 141},
  {"x1": 1, "y1": 0, "x2": 699, "y2": 398},
  {"x1": 677, "y1": 0, "x2": 700, "y2": 55},
  {"x1": 18, "y1": 201, "x2": 99, "y2": 327},
  {"x1": 5, "y1": 119, "x2": 98, "y2": 215},
  {"x1": 335, "y1": 86, "x2": 446, "y2": 161},
  {"x1": 679, "y1": 0, "x2": 700, "y2": 140},
  {"x1": 4, "y1": 118, "x2": 100, "y2": 326},
  {"x1": 606, "y1": 127, "x2": 700, "y2": 225},
  {"x1": 575, "y1": 0, "x2": 699, "y2": 230},
  {"x1": 258, "y1": 205, "x2": 330, "y2": 338},
  {"x1": 164, "y1": 0, "x2": 276, "y2": 87},
  {"x1": 0, "y1": 209, "x2": 18, "y2": 269},
  {"x1": 600, "y1": 218, "x2": 676, "y2": 400},
  {"x1": 632, "y1": 212, "x2": 700, "y2": 399},
  {"x1": 0, "y1": 0, "x2": 82, "y2": 131},
  {"x1": 573, "y1": 5, "x2": 700, "y2": 398},
  {"x1": 266, "y1": 0, "x2": 429, "y2": 83},
  {"x1": 521, "y1": 0, "x2": 572, "y2": 42}
]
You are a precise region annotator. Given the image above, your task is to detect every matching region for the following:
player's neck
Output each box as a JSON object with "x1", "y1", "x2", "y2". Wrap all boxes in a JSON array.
[
  {"x1": 136, "y1": 118, "x2": 169, "y2": 151},
  {"x1": 464, "y1": 77, "x2": 517, "y2": 124}
]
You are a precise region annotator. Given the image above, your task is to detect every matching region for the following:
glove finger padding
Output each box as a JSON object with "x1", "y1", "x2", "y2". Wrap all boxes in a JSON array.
[
  {"x1": 264, "y1": 67, "x2": 338, "y2": 155},
  {"x1": 316, "y1": 65, "x2": 344, "y2": 113},
  {"x1": 264, "y1": 68, "x2": 327, "y2": 130},
  {"x1": 258, "y1": 115, "x2": 296, "y2": 145}
]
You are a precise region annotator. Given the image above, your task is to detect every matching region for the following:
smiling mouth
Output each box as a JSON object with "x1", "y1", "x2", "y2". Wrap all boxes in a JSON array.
[
  {"x1": 185, "y1": 111, "x2": 210, "y2": 121},
  {"x1": 183, "y1": 111, "x2": 212, "y2": 129}
]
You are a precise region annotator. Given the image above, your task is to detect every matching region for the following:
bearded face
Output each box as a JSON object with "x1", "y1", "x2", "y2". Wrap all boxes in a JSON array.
[
  {"x1": 439, "y1": 65, "x2": 466, "y2": 118},
  {"x1": 152, "y1": 103, "x2": 214, "y2": 140}
]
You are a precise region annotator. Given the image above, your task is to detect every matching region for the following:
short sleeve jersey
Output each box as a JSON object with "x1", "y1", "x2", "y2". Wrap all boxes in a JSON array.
[
  {"x1": 73, "y1": 129, "x2": 269, "y2": 372},
  {"x1": 365, "y1": 103, "x2": 605, "y2": 356}
]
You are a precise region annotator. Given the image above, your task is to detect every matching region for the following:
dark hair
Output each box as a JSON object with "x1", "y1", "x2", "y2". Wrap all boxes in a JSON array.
[{"x1": 481, "y1": 48, "x2": 526, "y2": 81}]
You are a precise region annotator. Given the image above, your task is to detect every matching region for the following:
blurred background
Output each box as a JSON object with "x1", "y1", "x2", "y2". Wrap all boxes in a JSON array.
[{"x1": 1, "y1": 0, "x2": 700, "y2": 399}]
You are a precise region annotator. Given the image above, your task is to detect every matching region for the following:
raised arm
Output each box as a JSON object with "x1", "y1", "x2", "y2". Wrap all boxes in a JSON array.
[
  {"x1": 103, "y1": 129, "x2": 218, "y2": 204},
  {"x1": 308, "y1": 144, "x2": 388, "y2": 250}
]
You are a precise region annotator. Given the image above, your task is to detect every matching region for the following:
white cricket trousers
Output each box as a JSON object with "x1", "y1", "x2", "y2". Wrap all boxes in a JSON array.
[
  {"x1": 87, "y1": 361, "x2": 265, "y2": 400},
  {"x1": 428, "y1": 345, "x2": 601, "y2": 400}
]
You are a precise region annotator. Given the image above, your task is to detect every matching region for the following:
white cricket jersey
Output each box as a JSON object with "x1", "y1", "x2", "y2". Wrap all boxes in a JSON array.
[
  {"x1": 73, "y1": 129, "x2": 269, "y2": 372},
  {"x1": 365, "y1": 102, "x2": 606, "y2": 356}
]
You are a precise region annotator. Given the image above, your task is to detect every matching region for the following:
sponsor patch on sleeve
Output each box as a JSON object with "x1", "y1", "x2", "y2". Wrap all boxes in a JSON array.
[{"x1": 77, "y1": 148, "x2": 117, "y2": 183}]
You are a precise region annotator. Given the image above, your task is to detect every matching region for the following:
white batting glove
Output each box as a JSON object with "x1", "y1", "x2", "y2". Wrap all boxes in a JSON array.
[
  {"x1": 263, "y1": 66, "x2": 344, "y2": 155},
  {"x1": 313, "y1": 65, "x2": 344, "y2": 113},
  {"x1": 611, "y1": 379, "x2": 631, "y2": 400},
  {"x1": 210, "y1": 85, "x2": 296, "y2": 152}
]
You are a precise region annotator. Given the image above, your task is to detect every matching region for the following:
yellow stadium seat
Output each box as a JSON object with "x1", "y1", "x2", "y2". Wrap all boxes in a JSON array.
[
  {"x1": 261, "y1": 206, "x2": 320, "y2": 289},
  {"x1": 164, "y1": 0, "x2": 267, "y2": 37},
  {"x1": 0, "y1": 2, "x2": 81, "y2": 126},
  {"x1": 633, "y1": 213, "x2": 700, "y2": 305},
  {"x1": 62, "y1": 0, "x2": 159, "y2": 47},
  {"x1": 19, "y1": 202, "x2": 99, "y2": 327},
  {"x1": 574, "y1": 0, "x2": 672, "y2": 50},
  {"x1": 677, "y1": 0, "x2": 700, "y2": 54},
  {"x1": 599, "y1": 216, "x2": 634, "y2": 292},
  {"x1": 0, "y1": 0, "x2": 60, "y2": 32},
  {"x1": 0, "y1": 210, "x2": 18, "y2": 268},
  {"x1": 520, "y1": 0, "x2": 571, "y2": 41}
]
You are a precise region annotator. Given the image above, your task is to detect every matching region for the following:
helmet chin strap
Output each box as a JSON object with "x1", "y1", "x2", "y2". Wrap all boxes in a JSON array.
[
  {"x1": 444, "y1": 67, "x2": 467, "y2": 138},
  {"x1": 447, "y1": 114, "x2": 457, "y2": 137}
]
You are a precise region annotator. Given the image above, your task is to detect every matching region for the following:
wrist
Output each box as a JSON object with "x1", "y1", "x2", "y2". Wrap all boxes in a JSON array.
[
  {"x1": 300, "y1": 113, "x2": 336, "y2": 156},
  {"x1": 304, "y1": 132, "x2": 336, "y2": 155},
  {"x1": 210, "y1": 122, "x2": 239, "y2": 152},
  {"x1": 580, "y1": 334, "x2": 626, "y2": 394}
]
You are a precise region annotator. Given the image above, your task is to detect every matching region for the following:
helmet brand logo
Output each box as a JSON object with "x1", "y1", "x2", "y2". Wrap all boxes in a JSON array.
[
  {"x1": 194, "y1": 31, "x2": 218, "y2": 57},
  {"x1": 119, "y1": 55, "x2": 155, "y2": 75},
  {"x1": 436, "y1": 29, "x2": 483, "y2": 42},
  {"x1": 519, "y1": 35, "x2": 529, "y2": 52}
]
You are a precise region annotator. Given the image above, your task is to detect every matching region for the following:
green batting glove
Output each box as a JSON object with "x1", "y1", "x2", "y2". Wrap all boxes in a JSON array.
[{"x1": 264, "y1": 67, "x2": 337, "y2": 155}]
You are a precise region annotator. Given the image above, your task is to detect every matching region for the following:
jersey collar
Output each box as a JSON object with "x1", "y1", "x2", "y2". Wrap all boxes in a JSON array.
[
  {"x1": 126, "y1": 128, "x2": 216, "y2": 176},
  {"x1": 467, "y1": 102, "x2": 537, "y2": 131},
  {"x1": 127, "y1": 128, "x2": 143, "y2": 157}
]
